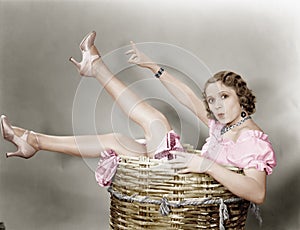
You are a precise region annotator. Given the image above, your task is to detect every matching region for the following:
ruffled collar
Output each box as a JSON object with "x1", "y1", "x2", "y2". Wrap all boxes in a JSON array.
[
  {"x1": 221, "y1": 129, "x2": 269, "y2": 144},
  {"x1": 211, "y1": 120, "x2": 269, "y2": 144}
]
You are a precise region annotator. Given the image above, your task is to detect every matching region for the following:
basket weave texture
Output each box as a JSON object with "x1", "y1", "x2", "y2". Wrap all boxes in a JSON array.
[{"x1": 109, "y1": 146, "x2": 249, "y2": 229}]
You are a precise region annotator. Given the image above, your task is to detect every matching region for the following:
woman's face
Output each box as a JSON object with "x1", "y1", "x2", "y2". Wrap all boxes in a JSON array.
[{"x1": 205, "y1": 81, "x2": 242, "y2": 125}]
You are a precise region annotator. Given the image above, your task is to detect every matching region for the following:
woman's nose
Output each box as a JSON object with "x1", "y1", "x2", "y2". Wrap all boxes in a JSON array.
[{"x1": 215, "y1": 98, "x2": 223, "y2": 109}]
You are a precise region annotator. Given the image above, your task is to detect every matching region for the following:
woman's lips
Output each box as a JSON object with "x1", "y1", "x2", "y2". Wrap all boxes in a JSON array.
[{"x1": 217, "y1": 113, "x2": 225, "y2": 119}]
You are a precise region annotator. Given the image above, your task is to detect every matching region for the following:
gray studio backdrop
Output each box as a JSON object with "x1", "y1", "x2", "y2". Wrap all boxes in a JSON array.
[{"x1": 0, "y1": 0, "x2": 299, "y2": 229}]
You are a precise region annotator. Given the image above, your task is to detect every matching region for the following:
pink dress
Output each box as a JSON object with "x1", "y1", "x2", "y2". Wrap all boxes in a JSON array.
[
  {"x1": 95, "y1": 120, "x2": 277, "y2": 187},
  {"x1": 201, "y1": 119, "x2": 277, "y2": 175},
  {"x1": 95, "y1": 130, "x2": 183, "y2": 187}
]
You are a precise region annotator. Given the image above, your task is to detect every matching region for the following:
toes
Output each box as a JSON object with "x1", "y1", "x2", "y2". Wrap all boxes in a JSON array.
[{"x1": 80, "y1": 31, "x2": 96, "y2": 51}]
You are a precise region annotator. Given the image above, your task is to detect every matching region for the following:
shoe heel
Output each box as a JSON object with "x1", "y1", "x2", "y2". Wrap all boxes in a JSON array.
[
  {"x1": 69, "y1": 31, "x2": 100, "y2": 77},
  {"x1": 6, "y1": 150, "x2": 22, "y2": 158},
  {"x1": 1, "y1": 116, "x2": 38, "y2": 159}
]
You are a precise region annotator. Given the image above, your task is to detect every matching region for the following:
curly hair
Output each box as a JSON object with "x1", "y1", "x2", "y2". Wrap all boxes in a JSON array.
[{"x1": 203, "y1": 71, "x2": 256, "y2": 119}]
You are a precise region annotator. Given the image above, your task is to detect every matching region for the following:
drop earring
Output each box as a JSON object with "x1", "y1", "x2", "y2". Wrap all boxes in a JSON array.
[{"x1": 241, "y1": 106, "x2": 247, "y2": 118}]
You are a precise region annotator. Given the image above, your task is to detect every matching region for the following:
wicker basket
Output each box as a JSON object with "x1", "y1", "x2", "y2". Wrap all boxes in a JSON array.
[{"x1": 108, "y1": 146, "x2": 250, "y2": 229}]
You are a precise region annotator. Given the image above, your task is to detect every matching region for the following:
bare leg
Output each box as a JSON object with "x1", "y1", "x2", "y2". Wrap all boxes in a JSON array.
[
  {"x1": 2, "y1": 118, "x2": 146, "y2": 159},
  {"x1": 94, "y1": 62, "x2": 171, "y2": 156},
  {"x1": 33, "y1": 132, "x2": 146, "y2": 158},
  {"x1": 70, "y1": 31, "x2": 171, "y2": 157}
]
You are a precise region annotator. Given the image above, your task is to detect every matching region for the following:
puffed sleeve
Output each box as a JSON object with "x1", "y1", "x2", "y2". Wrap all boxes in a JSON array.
[
  {"x1": 227, "y1": 131, "x2": 277, "y2": 175},
  {"x1": 246, "y1": 141, "x2": 276, "y2": 175}
]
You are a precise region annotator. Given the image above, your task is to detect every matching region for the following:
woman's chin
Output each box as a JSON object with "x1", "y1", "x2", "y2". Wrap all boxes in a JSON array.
[{"x1": 216, "y1": 115, "x2": 227, "y2": 124}]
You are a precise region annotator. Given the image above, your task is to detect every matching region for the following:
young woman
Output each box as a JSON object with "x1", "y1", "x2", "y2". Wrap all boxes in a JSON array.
[
  {"x1": 1, "y1": 31, "x2": 276, "y2": 204},
  {"x1": 126, "y1": 42, "x2": 277, "y2": 204}
]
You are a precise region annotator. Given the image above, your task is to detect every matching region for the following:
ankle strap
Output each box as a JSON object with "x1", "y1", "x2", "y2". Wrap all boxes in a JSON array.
[{"x1": 30, "y1": 131, "x2": 41, "y2": 150}]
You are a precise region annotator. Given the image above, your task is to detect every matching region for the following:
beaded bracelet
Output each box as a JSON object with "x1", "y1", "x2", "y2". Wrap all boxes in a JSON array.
[{"x1": 154, "y1": 67, "x2": 165, "y2": 78}]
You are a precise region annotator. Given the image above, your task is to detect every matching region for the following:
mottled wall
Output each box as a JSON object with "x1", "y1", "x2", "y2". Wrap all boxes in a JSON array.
[{"x1": 0, "y1": 0, "x2": 299, "y2": 229}]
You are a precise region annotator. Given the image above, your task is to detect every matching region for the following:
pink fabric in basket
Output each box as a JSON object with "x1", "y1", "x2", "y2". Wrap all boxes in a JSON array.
[
  {"x1": 95, "y1": 130, "x2": 183, "y2": 187},
  {"x1": 95, "y1": 149, "x2": 121, "y2": 187},
  {"x1": 153, "y1": 130, "x2": 184, "y2": 160}
]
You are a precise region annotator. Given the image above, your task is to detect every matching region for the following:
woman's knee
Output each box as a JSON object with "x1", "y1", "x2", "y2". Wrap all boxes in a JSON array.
[
  {"x1": 143, "y1": 110, "x2": 171, "y2": 132},
  {"x1": 103, "y1": 133, "x2": 146, "y2": 156}
]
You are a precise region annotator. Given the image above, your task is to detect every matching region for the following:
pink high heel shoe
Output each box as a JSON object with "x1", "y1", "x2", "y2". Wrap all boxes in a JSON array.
[
  {"x1": 69, "y1": 31, "x2": 101, "y2": 77},
  {"x1": 0, "y1": 115, "x2": 40, "y2": 159}
]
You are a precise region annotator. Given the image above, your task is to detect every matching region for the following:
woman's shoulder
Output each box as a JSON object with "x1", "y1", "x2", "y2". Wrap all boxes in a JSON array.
[
  {"x1": 237, "y1": 129, "x2": 270, "y2": 143},
  {"x1": 232, "y1": 121, "x2": 274, "y2": 154},
  {"x1": 222, "y1": 119, "x2": 270, "y2": 144},
  {"x1": 208, "y1": 119, "x2": 271, "y2": 143},
  {"x1": 230, "y1": 127, "x2": 276, "y2": 175},
  {"x1": 237, "y1": 121, "x2": 269, "y2": 142}
]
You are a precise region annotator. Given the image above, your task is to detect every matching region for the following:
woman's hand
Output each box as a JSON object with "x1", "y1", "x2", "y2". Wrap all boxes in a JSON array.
[
  {"x1": 126, "y1": 41, "x2": 159, "y2": 71},
  {"x1": 168, "y1": 151, "x2": 213, "y2": 174}
]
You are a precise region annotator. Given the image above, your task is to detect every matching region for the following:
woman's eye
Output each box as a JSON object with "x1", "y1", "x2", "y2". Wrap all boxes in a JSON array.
[
  {"x1": 221, "y1": 94, "x2": 228, "y2": 100},
  {"x1": 207, "y1": 98, "x2": 214, "y2": 104}
]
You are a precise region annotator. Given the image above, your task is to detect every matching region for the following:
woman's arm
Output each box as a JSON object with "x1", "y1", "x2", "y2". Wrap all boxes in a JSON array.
[
  {"x1": 126, "y1": 42, "x2": 209, "y2": 126},
  {"x1": 158, "y1": 69, "x2": 209, "y2": 126},
  {"x1": 207, "y1": 164, "x2": 266, "y2": 204},
  {"x1": 169, "y1": 151, "x2": 266, "y2": 204}
]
